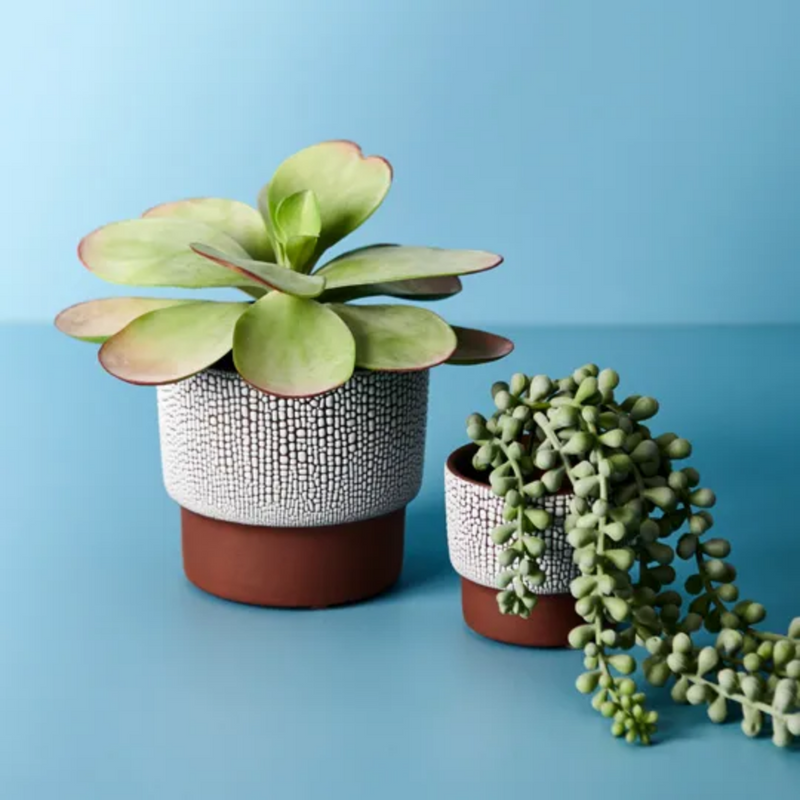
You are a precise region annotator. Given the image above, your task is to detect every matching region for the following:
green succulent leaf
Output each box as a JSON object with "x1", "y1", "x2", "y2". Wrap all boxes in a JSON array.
[
  {"x1": 446, "y1": 326, "x2": 515, "y2": 365},
  {"x1": 55, "y1": 297, "x2": 197, "y2": 343},
  {"x1": 237, "y1": 286, "x2": 269, "y2": 300},
  {"x1": 329, "y1": 304, "x2": 457, "y2": 371},
  {"x1": 274, "y1": 190, "x2": 321, "y2": 238},
  {"x1": 316, "y1": 245, "x2": 502, "y2": 290},
  {"x1": 142, "y1": 197, "x2": 274, "y2": 261},
  {"x1": 189, "y1": 243, "x2": 325, "y2": 298},
  {"x1": 282, "y1": 237, "x2": 317, "y2": 273},
  {"x1": 319, "y1": 263, "x2": 463, "y2": 303},
  {"x1": 257, "y1": 183, "x2": 272, "y2": 230},
  {"x1": 273, "y1": 190, "x2": 322, "y2": 272},
  {"x1": 80, "y1": 218, "x2": 256, "y2": 288},
  {"x1": 265, "y1": 140, "x2": 392, "y2": 258},
  {"x1": 370, "y1": 275, "x2": 462, "y2": 301},
  {"x1": 233, "y1": 293, "x2": 355, "y2": 397},
  {"x1": 98, "y1": 301, "x2": 248, "y2": 384}
]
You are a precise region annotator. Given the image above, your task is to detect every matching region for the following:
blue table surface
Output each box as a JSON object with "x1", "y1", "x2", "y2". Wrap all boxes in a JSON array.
[{"x1": 3, "y1": 323, "x2": 800, "y2": 799}]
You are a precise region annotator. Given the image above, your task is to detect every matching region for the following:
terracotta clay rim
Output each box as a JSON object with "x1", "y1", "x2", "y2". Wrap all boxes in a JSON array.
[
  {"x1": 446, "y1": 443, "x2": 492, "y2": 488},
  {"x1": 181, "y1": 506, "x2": 406, "y2": 608},
  {"x1": 461, "y1": 577, "x2": 582, "y2": 648}
]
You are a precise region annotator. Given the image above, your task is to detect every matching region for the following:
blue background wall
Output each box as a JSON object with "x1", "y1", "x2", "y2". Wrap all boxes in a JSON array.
[{"x1": 4, "y1": 0, "x2": 800, "y2": 324}]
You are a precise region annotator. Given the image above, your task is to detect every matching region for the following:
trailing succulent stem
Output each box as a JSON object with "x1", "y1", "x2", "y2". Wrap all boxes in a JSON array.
[{"x1": 468, "y1": 365, "x2": 800, "y2": 747}]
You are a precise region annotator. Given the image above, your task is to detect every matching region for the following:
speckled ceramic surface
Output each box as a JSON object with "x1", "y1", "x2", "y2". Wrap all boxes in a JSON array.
[
  {"x1": 157, "y1": 368, "x2": 429, "y2": 527},
  {"x1": 445, "y1": 450, "x2": 579, "y2": 593}
]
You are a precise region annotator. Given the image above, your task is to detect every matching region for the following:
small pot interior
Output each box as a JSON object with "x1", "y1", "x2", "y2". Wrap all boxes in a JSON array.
[
  {"x1": 447, "y1": 443, "x2": 574, "y2": 496},
  {"x1": 447, "y1": 444, "x2": 489, "y2": 487}
]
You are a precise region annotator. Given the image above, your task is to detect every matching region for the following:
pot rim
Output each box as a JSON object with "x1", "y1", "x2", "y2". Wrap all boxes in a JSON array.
[
  {"x1": 446, "y1": 442, "x2": 574, "y2": 496},
  {"x1": 446, "y1": 443, "x2": 489, "y2": 489},
  {"x1": 204, "y1": 359, "x2": 424, "y2": 381}
]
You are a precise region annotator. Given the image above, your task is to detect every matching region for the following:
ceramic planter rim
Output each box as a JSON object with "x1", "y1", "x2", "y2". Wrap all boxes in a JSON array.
[
  {"x1": 447, "y1": 442, "x2": 576, "y2": 492},
  {"x1": 446, "y1": 442, "x2": 493, "y2": 488}
]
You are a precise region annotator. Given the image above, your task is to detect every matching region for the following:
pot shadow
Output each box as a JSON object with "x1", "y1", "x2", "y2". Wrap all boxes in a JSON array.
[{"x1": 393, "y1": 500, "x2": 456, "y2": 595}]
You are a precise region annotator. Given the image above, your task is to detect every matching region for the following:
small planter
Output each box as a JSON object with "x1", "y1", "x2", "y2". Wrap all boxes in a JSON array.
[
  {"x1": 445, "y1": 444, "x2": 582, "y2": 646},
  {"x1": 158, "y1": 366, "x2": 429, "y2": 607}
]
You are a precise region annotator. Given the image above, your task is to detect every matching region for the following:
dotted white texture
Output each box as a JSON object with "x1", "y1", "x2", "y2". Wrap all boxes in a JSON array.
[
  {"x1": 157, "y1": 369, "x2": 429, "y2": 527},
  {"x1": 445, "y1": 464, "x2": 579, "y2": 593}
]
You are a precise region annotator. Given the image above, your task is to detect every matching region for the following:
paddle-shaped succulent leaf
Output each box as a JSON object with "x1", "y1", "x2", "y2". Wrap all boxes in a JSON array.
[
  {"x1": 273, "y1": 189, "x2": 322, "y2": 272},
  {"x1": 143, "y1": 198, "x2": 274, "y2": 261},
  {"x1": 190, "y1": 243, "x2": 325, "y2": 297},
  {"x1": 447, "y1": 326, "x2": 515, "y2": 365},
  {"x1": 265, "y1": 141, "x2": 391, "y2": 258},
  {"x1": 317, "y1": 245, "x2": 502, "y2": 289},
  {"x1": 58, "y1": 139, "x2": 513, "y2": 397},
  {"x1": 55, "y1": 297, "x2": 197, "y2": 343},
  {"x1": 372, "y1": 275, "x2": 462, "y2": 301},
  {"x1": 317, "y1": 248, "x2": 462, "y2": 302},
  {"x1": 320, "y1": 275, "x2": 462, "y2": 303},
  {"x1": 99, "y1": 301, "x2": 248, "y2": 384},
  {"x1": 80, "y1": 219, "x2": 257, "y2": 288},
  {"x1": 233, "y1": 293, "x2": 355, "y2": 397},
  {"x1": 330, "y1": 304, "x2": 457, "y2": 370}
]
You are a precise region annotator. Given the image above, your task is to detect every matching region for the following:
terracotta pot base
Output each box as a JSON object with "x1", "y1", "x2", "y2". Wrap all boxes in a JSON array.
[
  {"x1": 461, "y1": 577, "x2": 582, "y2": 647},
  {"x1": 181, "y1": 506, "x2": 405, "y2": 608}
]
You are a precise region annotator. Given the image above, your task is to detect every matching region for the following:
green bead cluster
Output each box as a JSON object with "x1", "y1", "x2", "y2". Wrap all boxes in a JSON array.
[
  {"x1": 644, "y1": 626, "x2": 800, "y2": 746},
  {"x1": 467, "y1": 365, "x2": 800, "y2": 748},
  {"x1": 570, "y1": 629, "x2": 659, "y2": 744}
]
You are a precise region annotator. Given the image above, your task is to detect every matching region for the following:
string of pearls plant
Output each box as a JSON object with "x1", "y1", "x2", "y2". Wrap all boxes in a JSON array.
[{"x1": 467, "y1": 365, "x2": 800, "y2": 746}]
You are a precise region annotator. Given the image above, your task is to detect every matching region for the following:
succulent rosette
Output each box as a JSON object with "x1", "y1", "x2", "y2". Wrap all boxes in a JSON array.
[{"x1": 56, "y1": 140, "x2": 513, "y2": 396}]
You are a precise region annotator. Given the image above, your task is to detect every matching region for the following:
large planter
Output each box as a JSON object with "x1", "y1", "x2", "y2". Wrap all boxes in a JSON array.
[
  {"x1": 157, "y1": 366, "x2": 429, "y2": 607},
  {"x1": 445, "y1": 444, "x2": 582, "y2": 646}
]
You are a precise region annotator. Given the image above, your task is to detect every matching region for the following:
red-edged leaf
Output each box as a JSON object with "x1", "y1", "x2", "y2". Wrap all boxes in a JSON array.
[
  {"x1": 233, "y1": 294, "x2": 355, "y2": 397},
  {"x1": 99, "y1": 301, "x2": 249, "y2": 385},
  {"x1": 329, "y1": 304, "x2": 457, "y2": 371},
  {"x1": 447, "y1": 326, "x2": 514, "y2": 365},
  {"x1": 55, "y1": 297, "x2": 196, "y2": 343},
  {"x1": 190, "y1": 243, "x2": 325, "y2": 297}
]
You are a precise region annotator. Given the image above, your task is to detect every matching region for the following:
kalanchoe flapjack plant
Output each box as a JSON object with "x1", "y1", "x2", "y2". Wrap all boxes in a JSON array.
[
  {"x1": 467, "y1": 365, "x2": 800, "y2": 747},
  {"x1": 55, "y1": 140, "x2": 513, "y2": 396}
]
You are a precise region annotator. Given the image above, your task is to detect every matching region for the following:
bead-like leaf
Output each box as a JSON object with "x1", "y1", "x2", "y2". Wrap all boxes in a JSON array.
[
  {"x1": 234, "y1": 294, "x2": 355, "y2": 397},
  {"x1": 329, "y1": 304, "x2": 456, "y2": 371},
  {"x1": 98, "y1": 301, "x2": 249, "y2": 384},
  {"x1": 568, "y1": 624, "x2": 596, "y2": 649},
  {"x1": 143, "y1": 198, "x2": 274, "y2": 261},
  {"x1": 317, "y1": 245, "x2": 502, "y2": 290},
  {"x1": 189, "y1": 243, "x2": 325, "y2": 298},
  {"x1": 445, "y1": 326, "x2": 514, "y2": 365},
  {"x1": 80, "y1": 218, "x2": 256, "y2": 288},
  {"x1": 265, "y1": 140, "x2": 392, "y2": 257},
  {"x1": 55, "y1": 297, "x2": 197, "y2": 343}
]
